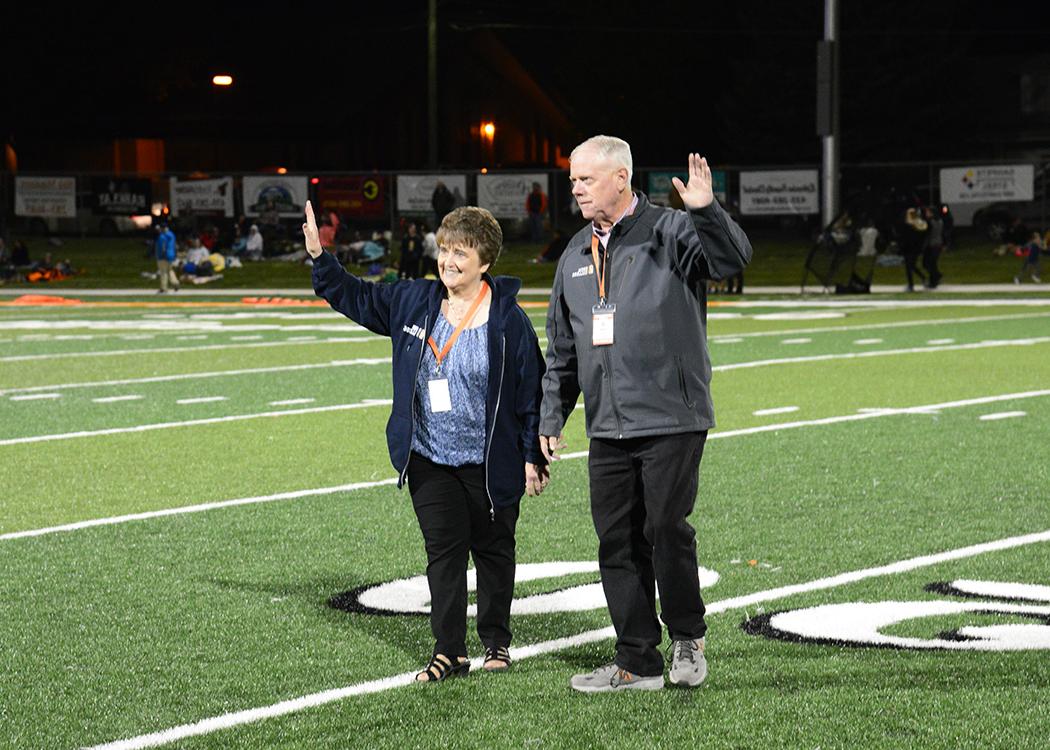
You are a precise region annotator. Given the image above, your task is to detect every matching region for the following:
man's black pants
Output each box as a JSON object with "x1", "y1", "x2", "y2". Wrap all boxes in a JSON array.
[
  {"x1": 588, "y1": 431, "x2": 708, "y2": 676},
  {"x1": 407, "y1": 452, "x2": 519, "y2": 659}
]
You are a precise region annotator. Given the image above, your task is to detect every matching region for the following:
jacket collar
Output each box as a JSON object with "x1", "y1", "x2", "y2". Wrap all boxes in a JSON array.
[
  {"x1": 577, "y1": 191, "x2": 652, "y2": 253},
  {"x1": 425, "y1": 273, "x2": 521, "y2": 326}
]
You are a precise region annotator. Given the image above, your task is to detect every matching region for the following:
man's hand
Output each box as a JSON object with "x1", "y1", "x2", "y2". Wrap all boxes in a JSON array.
[
  {"x1": 525, "y1": 462, "x2": 550, "y2": 497},
  {"x1": 539, "y1": 434, "x2": 566, "y2": 463},
  {"x1": 671, "y1": 153, "x2": 715, "y2": 210},
  {"x1": 302, "y1": 200, "x2": 323, "y2": 258}
]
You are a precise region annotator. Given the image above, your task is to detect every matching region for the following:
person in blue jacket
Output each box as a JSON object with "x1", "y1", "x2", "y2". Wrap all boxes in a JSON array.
[
  {"x1": 304, "y1": 200, "x2": 548, "y2": 683},
  {"x1": 153, "y1": 222, "x2": 180, "y2": 293}
]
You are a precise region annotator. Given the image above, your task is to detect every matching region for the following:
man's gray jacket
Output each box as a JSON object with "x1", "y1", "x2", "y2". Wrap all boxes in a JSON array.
[{"x1": 539, "y1": 192, "x2": 752, "y2": 440}]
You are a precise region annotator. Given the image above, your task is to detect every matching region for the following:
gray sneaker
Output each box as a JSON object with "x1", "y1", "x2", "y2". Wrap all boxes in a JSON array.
[
  {"x1": 668, "y1": 637, "x2": 707, "y2": 687},
  {"x1": 570, "y1": 662, "x2": 663, "y2": 693}
]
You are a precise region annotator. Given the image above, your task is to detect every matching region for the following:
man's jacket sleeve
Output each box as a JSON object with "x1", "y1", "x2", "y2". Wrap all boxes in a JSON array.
[
  {"x1": 311, "y1": 250, "x2": 396, "y2": 335},
  {"x1": 674, "y1": 200, "x2": 753, "y2": 281},
  {"x1": 539, "y1": 267, "x2": 581, "y2": 437},
  {"x1": 513, "y1": 305, "x2": 546, "y2": 466}
]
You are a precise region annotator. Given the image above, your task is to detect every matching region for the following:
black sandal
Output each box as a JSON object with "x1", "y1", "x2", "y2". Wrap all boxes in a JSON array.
[
  {"x1": 416, "y1": 653, "x2": 470, "y2": 683},
  {"x1": 483, "y1": 646, "x2": 512, "y2": 672}
]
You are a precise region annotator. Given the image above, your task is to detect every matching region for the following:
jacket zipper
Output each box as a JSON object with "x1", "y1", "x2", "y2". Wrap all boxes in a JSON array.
[
  {"x1": 483, "y1": 334, "x2": 506, "y2": 521},
  {"x1": 602, "y1": 240, "x2": 625, "y2": 438},
  {"x1": 400, "y1": 313, "x2": 430, "y2": 487}
]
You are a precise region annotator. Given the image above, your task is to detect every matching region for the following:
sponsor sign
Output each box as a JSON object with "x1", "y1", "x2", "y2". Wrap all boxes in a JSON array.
[
  {"x1": 243, "y1": 175, "x2": 309, "y2": 217},
  {"x1": 740, "y1": 169, "x2": 819, "y2": 215},
  {"x1": 939, "y1": 165, "x2": 1035, "y2": 204},
  {"x1": 15, "y1": 176, "x2": 76, "y2": 218},
  {"x1": 477, "y1": 173, "x2": 548, "y2": 219},
  {"x1": 316, "y1": 176, "x2": 386, "y2": 219},
  {"x1": 90, "y1": 178, "x2": 152, "y2": 215},
  {"x1": 648, "y1": 170, "x2": 726, "y2": 206},
  {"x1": 396, "y1": 174, "x2": 467, "y2": 213},
  {"x1": 169, "y1": 177, "x2": 234, "y2": 217}
]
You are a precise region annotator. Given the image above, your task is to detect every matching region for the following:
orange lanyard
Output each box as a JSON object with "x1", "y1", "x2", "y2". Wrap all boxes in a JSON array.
[
  {"x1": 428, "y1": 283, "x2": 490, "y2": 369},
  {"x1": 590, "y1": 233, "x2": 608, "y2": 303}
]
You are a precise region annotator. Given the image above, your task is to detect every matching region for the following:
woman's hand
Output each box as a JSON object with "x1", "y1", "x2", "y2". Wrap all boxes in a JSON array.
[
  {"x1": 303, "y1": 200, "x2": 323, "y2": 258},
  {"x1": 525, "y1": 462, "x2": 550, "y2": 497}
]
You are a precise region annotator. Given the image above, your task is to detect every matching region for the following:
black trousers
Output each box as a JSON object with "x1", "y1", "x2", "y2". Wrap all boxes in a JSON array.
[
  {"x1": 407, "y1": 452, "x2": 519, "y2": 658},
  {"x1": 588, "y1": 431, "x2": 708, "y2": 676}
]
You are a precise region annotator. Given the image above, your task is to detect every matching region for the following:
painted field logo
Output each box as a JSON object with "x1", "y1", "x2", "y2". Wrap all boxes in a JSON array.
[
  {"x1": 330, "y1": 561, "x2": 720, "y2": 616},
  {"x1": 742, "y1": 579, "x2": 1050, "y2": 651}
]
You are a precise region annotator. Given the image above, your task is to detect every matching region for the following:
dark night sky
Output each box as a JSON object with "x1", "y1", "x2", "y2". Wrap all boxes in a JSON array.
[{"x1": 6, "y1": 1, "x2": 1050, "y2": 169}]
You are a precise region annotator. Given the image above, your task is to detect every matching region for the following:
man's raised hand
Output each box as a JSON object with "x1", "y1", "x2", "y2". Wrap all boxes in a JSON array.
[
  {"x1": 303, "y1": 200, "x2": 323, "y2": 258},
  {"x1": 671, "y1": 153, "x2": 715, "y2": 210}
]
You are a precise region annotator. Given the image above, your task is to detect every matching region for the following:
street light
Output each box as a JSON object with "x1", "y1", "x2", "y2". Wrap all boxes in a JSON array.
[
  {"x1": 212, "y1": 74, "x2": 234, "y2": 87},
  {"x1": 481, "y1": 121, "x2": 495, "y2": 141}
]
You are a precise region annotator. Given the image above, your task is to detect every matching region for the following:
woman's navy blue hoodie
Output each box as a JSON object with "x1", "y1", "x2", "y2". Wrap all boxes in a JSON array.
[{"x1": 312, "y1": 250, "x2": 545, "y2": 511}]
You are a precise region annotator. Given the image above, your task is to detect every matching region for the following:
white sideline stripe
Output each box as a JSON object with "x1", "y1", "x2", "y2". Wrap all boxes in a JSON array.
[
  {"x1": 753, "y1": 406, "x2": 799, "y2": 416},
  {"x1": 707, "y1": 311, "x2": 1050, "y2": 342},
  {"x1": 269, "y1": 398, "x2": 315, "y2": 406},
  {"x1": 10, "y1": 388, "x2": 1049, "y2": 543},
  {"x1": 0, "y1": 358, "x2": 392, "y2": 396},
  {"x1": 979, "y1": 411, "x2": 1027, "y2": 421},
  {"x1": 0, "y1": 336, "x2": 384, "y2": 363},
  {"x1": 176, "y1": 396, "x2": 228, "y2": 405},
  {"x1": 0, "y1": 399, "x2": 394, "y2": 447},
  {"x1": 84, "y1": 526, "x2": 1050, "y2": 750},
  {"x1": 92, "y1": 395, "x2": 144, "y2": 404},
  {"x1": 9, "y1": 393, "x2": 62, "y2": 401},
  {"x1": 713, "y1": 336, "x2": 1050, "y2": 372},
  {"x1": 0, "y1": 480, "x2": 399, "y2": 542}
]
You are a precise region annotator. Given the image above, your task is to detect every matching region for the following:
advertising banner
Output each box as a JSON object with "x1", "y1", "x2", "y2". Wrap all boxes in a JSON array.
[
  {"x1": 739, "y1": 170, "x2": 819, "y2": 215},
  {"x1": 939, "y1": 165, "x2": 1035, "y2": 203},
  {"x1": 477, "y1": 173, "x2": 548, "y2": 219},
  {"x1": 169, "y1": 177, "x2": 234, "y2": 217},
  {"x1": 316, "y1": 176, "x2": 387, "y2": 219},
  {"x1": 90, "y1": 177, "x2": 152, "y2": 215},
  {"x1": 15, "y1": 176, "x2": 76, "y2": 218},
  {"x1": 396, "y1": 174, "x2": 467, "y2": 213},
  {"x1": 242, "y1": 175, "x2": 309, "y2": 217}
]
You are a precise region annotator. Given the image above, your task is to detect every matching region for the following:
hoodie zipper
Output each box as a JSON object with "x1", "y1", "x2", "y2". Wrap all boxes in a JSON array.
[
  {"x1": 400, "y1": 313, "x2": 430, "y2": 487},
  {"x1": 483, "y1": 334, "x2": 506, "y2": 522}
]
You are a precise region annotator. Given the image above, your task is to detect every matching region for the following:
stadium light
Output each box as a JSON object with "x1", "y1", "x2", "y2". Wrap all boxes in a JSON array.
[
  {"x1": 277, "y1": 167, "x2": 288, "y2": 175},
  {"x1": 212, "y1": 74, "x2": 234, "y2": 87},
  {"x1": 481, "y1": 121, "x2": 495, "y2": 140}
]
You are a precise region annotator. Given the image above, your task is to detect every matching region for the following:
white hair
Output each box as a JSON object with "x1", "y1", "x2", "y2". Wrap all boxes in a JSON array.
[{"x1": 570, "y1": 135, "x2": 633, "y2": 182}]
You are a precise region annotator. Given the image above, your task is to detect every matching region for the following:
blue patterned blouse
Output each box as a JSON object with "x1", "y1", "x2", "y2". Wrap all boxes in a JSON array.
[{"x1": 411, "y1": 314, "x2": 489, "y2": 466}]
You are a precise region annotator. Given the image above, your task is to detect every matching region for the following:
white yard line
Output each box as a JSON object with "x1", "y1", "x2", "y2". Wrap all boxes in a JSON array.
[
  {"x1": 0, "y1": 399, "x2": 394, "y2": 447},
  {"x1": 7, "y1": 389, "x2": 1048, "y2": 541},
  {"x1": 0, "y1": 337, "x2": 383, "y2": 363},
  {"x1": 0, "y1": 480, "x2": 399, "y2": 542},
  {"x1": 978, "y1": 411, "x2": 1027, "y2": 421},
  {"x1": 92, "y1": 395, "x2": 144, "y2": 404},
  {"x1": 0, "y1": 358, "x2": 392, "y2": 396},
  {"x1": 753, "y1": 406, "x2": 799, "y2": 416},
  {"x1": 175, "y1": 396, "x2": 228, "y2": 405},
  {"x1": 713, "y1": 336, "x2": 1050, "y2": 372},
  {"x1": 84, "y1": 525, "x2": 1050, "y2": 750},
  {"x1": 269, "y1": 398, "x2": 316, "y2": 406},
  {"x1": 707, "y1": 311, "x2": 1050, "y2": 342},
  {"x1": 9, "y1": 393, "x2": 62, "y2": 401}
]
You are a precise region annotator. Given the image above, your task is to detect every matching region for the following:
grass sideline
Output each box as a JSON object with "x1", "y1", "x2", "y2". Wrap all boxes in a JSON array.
[
  {"x1": 1, "y1": 226, "x2": 1039, "y2": 290},
  {"x1": 1, "y1": 298, "x2": 1049, "y2": 748}
]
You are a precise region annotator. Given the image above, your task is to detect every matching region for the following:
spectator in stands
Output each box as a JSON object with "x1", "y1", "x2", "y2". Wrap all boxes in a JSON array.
[
  {"x1": 153, "y1": 222, "x2": 180, "y2": 293},
  {"x1": 1014, "y1": 231, "x2": 1044, "y2": 284},
  {"x1": 259, "y1": 199, "x2": 282, "y2": 240},
  {"x1": 432, "y1": 181, "x2": 455, "y2": 227},
  {"x1": 11, "y1": 239, "x2": 30, "y2": 267},
  {"x1": 899, "y1": 206, "x2": 928, "y2": 292},
  {"x1": 318, "y1": 211, "x2": 339, "y2": 249},
  {"x1": 231, "y1": 223, "x2": 248, "y2": 256},
  {"x1": 421, "y1": 222, "x2": 439, "y2": 278},
  {"x1": 399, "y1": 222, "x2": 423, "y2": 280},
  {"x1": 199, "y1": 225, "x2": 218, "y2": 251},
  {"x1": 245, "y1": 224, "x2": 264, "y2": 261},
  {"x1": 525, "y1": 182, "x2": 547, "y2": 242}
]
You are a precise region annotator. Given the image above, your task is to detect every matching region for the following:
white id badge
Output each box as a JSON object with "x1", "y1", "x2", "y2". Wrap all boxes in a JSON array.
[
  {"x1": 428, "y1": 378, "x2": 453, "y2": 412},
  {"x1": 592, "y1": 303, "x2": 616, "y2": 346}
]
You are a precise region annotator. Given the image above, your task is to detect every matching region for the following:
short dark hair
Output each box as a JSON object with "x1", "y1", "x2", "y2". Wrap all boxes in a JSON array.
[{"x1": 436, "y1": 206, "x2": 503, "y2": 267}]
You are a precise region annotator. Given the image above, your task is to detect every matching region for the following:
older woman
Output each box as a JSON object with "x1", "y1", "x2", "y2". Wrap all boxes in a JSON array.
[{"x1": 304, "y1": 201, "x2": 548, "y2": 682}]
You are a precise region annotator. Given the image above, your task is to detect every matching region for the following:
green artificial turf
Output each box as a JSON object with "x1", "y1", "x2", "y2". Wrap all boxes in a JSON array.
[{"x1": 1, "y1": 299, "x2": 1049, "y2": 749}]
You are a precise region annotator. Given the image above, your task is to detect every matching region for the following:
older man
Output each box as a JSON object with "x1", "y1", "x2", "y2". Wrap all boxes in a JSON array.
[{"x1": 540, "y1": 135, "x2": 751, "y2": 692}]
